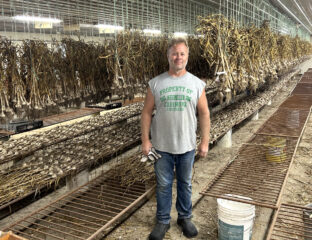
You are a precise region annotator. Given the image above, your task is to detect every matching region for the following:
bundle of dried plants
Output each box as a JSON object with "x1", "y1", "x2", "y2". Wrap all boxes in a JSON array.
[{"x1": 197, "y1": 14, "x2": 312, "y2": 104}]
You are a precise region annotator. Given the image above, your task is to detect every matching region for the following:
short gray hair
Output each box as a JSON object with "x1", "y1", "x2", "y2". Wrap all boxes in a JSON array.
[{"x1": 167, "y1": 37, "x2": 189, "y2": 55}]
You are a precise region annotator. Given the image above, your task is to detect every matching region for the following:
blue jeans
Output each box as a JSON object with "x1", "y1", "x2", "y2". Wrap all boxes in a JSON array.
[{"x1": 154, "y1": 149, "x2": 195, "y2": 224}]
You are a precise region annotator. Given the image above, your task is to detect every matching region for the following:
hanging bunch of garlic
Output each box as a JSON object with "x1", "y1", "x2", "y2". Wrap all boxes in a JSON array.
[{"x1": 197, "y1": 14, "x2": 312, "y2": 104}]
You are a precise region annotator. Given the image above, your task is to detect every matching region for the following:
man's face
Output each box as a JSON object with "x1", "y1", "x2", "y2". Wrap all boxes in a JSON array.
[{"x1": 167, "y1": 43, "x2": 189, "y2": 72}]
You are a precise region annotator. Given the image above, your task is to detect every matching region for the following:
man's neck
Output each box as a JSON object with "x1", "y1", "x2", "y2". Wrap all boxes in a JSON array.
[{"x1": 168, "y1": 69, "x2": 187, "y2": 77}]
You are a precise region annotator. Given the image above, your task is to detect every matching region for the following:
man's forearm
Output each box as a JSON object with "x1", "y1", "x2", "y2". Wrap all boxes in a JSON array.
[
  {"x1": 199, "y1": 111, "x2": 210, "y2": 144},
  {"x1": 141, "y1": 112, "x2": 152, "y2": 142}
]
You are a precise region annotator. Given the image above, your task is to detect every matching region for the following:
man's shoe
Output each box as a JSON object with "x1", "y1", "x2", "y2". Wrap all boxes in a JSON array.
[
  {"x1": 148, "y1": 222, "x2": 170, "y2": 240},
  {"x1": 177, "y1": 218, "x2": 198, "y2": 238}
]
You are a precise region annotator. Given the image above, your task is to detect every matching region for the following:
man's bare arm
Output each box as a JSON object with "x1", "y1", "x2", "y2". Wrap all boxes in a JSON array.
[
  {"x1": 197, "y1": 89, "x2": 210, "y2": 157},
  {"x1": 141, "y1": 87, "x2": 155, "y2": 155}
]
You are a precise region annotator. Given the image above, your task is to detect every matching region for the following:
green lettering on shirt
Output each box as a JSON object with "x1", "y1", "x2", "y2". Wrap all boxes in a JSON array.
[
  {"x1": 166, "y1": 95, "x2": 185, "y2": 101},
  {"x1": 159, "y1": 86, "x2": 193, "y2": 112},
  {"x1": 159, "y1": 86, "x2": 186, "y2": 96}
]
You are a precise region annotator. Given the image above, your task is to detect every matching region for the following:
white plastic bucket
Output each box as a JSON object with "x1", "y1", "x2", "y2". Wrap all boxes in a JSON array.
[{"x1": 217, "y1": 195, "x2": 255, "y2": 240}]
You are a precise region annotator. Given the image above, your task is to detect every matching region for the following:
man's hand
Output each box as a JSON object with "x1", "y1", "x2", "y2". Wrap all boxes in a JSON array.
[
  {"x1": 142, "y1": 140, "x2": 153, "y2": 156},
  {"x1": 198, "y1": 141, "x2": 209, "y2": 157}
]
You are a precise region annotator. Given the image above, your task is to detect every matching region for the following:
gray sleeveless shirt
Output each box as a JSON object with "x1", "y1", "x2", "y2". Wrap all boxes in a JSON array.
[{"x1": 149, "y1": 71, "x2": 206, "y2": 154}]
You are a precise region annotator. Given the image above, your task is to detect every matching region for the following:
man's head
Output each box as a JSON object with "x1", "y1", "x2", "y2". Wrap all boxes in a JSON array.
[{"x1": 167, "y1": 38, "x2": 189, "y2": 74}]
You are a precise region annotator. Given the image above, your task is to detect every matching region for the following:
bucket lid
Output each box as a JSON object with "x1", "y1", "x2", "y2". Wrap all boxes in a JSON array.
[{"x1": 217, "y1": 194, "x2": 255, "y2": 212}]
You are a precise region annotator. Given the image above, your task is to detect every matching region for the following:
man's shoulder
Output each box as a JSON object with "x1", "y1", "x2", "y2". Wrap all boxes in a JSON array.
[
  {"x1": 154, "y1": 72, "x2": 169, "y2": 80},
  {"x1": 186, "y1": 72, "x2": 205, "y2": 84},
  {"x1": 149, "y1": 72, "x2": 169, "y2": 83}
]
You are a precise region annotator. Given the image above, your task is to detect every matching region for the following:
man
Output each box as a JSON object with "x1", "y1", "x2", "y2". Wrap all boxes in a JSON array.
[{"x1": 141, "y1": 37, "x2": 210, "y2": 240}]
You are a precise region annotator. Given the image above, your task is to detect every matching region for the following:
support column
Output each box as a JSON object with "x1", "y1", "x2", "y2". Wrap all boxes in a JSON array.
[
  {"x1": 251, "y1": 111, "x2": 259, "y2": 120},
  {"x1": 66, "y1": 169, "x2": 89, "y2": 191},
  {"x1": 218, "y1": 129, "x2": 232, "y2": 148},
  {"x1": 80, "y1": 101, "x2": 86, "y2": 108}
]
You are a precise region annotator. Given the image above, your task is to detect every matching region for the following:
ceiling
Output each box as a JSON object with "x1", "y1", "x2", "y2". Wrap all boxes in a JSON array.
[
  {"x1": 270, "y1": 0, "x2": 312, "y2": 34},
  {"x1": 0, "y1": 0, "x2": 311, "y2": 37}
]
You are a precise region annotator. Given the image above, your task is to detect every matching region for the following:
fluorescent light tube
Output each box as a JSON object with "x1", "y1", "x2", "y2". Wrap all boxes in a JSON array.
[
  {"x1": 174, "y1": 32, "x2": 188, "y2": 37},
  {"x1": 13, "y1": 15, "x2": 62, "y2": 23},
  {"x1": 95, "y1": 24, "x2": 124, "y2": 30},
  {"x1": 143, "y1": 29, "x2": 161, "y2": 34}
]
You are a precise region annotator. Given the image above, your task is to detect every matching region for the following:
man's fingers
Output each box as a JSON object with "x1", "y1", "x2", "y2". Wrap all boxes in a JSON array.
[{"x1": 141, "y1": 143, "x2": 152, "y2": 156}]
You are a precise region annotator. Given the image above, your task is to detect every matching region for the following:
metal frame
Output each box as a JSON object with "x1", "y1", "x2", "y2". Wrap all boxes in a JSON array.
[
  {"x1": 4, "y1": 172, "x2": 156, "y2": 240},
  {"x1": 266, "y1": 203, "x2": 312, "y2": 239},
  {"x1": 0, "y1": 0, "x2": 309, "y2": 40}
]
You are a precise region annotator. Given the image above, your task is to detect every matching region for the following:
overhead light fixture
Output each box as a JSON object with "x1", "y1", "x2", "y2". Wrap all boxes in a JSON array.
[
  {"x1": 95, "y1": 24, "x2": 124, "y2": 31},
  {"x1": 279, "y1": 27, "x2": 289, "y2": 34},
  {"x1": 143, "y1": 29, "x2": 161, "y2": 34},
  {"x1": 79, "y1": 24, "x2": 95, "y2": 28},
  {"x1": 174, "y1": 32, "x2": 188, "y2": 37},
  {"x1": 12, "y1": 15, "x2": 62, "y2": 23}
]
